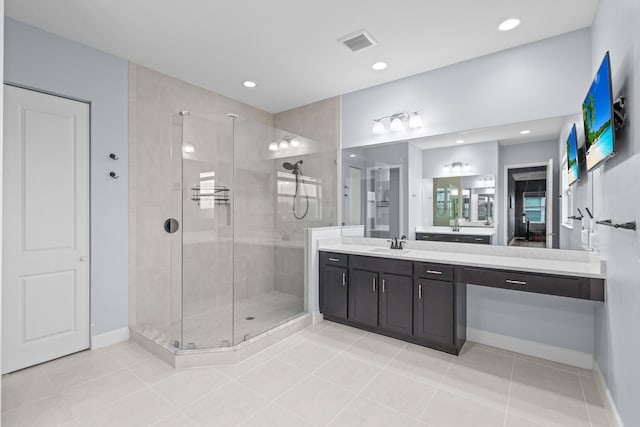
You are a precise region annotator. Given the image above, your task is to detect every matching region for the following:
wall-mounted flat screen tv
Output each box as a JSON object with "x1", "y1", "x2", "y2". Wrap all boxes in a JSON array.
[
  {"x1": 582, "y1": 51, "x2": 615, "y2": 171},
  {"x1": 566, "y1": 124, "x2": 579, "y2": 185}
]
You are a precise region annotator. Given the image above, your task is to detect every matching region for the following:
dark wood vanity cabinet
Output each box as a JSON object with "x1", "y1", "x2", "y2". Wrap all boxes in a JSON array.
[
  {"x1": 319, "y1": 250, "x2": 603, "y2": 356},
  {"x1": 321, "y1": 265, "x2": 348, "y2": 320},
  {"x1": 348, "y1": 269, "x2": 379, "y2": 327},
  {"x1": 414, "y1": 278, "x2": 453, "y2": 346},
  {"x1": 319, "y1": 252, "x2": 464, "y2": 354},
  {"x1": 379, "y1": 273, "x2": 413, "y2": 336},
  {"x1": 349, "y1": 256, "x2": 414, "y2": 334},
  {"x1": 319, "y1": 252, "x2": 348, "y2": 320}
]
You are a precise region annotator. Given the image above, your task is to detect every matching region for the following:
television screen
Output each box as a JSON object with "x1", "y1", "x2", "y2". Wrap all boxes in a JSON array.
[
  {"x1": 566, "y1": 124, "x2": 579, "y2": 185},
  {"x1": 582, "y1": 52, "x2": 615, "y2": 171}
]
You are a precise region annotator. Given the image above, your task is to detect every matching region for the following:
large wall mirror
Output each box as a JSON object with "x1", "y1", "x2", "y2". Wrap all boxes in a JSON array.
[{"x1": 341, "y1": 114, "x2": 592, "y2": 251}]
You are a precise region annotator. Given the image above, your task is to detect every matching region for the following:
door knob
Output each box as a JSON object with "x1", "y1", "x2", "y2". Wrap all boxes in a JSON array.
[{"x1": 80, "y1": 256, "x2": 87, "y2": 262}]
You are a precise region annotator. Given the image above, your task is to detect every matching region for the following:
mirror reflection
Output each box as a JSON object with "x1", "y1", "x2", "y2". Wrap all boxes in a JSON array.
[{"x1": 342, "y1": 115, "x2": 586, "y2": 250}]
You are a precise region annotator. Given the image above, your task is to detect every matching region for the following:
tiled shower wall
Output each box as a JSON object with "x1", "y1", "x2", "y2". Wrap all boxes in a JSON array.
[{"x1": 273, "y1": 98, "x2": 341, "y2": 298}]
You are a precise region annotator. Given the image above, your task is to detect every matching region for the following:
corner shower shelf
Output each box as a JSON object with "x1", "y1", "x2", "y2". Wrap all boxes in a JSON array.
[{"x1": 190, "y1": 185, "x2": 231, "y2": 205}]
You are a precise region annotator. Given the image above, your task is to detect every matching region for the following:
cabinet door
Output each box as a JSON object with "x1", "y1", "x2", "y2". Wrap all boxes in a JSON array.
[
  {"x1": 322, "y1": 265, "x2": 348, "y2": 320},
  {"x1": 414, "y1": 278, "x2": 454, "y2": 346},
  {"x1": 379, "y1": 273, "x2": 413, "y2": 336},
  {"x1": 348, "y1": 269, "x2": 379, "y2": 327}
]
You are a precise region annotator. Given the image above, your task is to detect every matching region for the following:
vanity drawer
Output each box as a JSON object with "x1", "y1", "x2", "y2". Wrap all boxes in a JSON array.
[
  {"x1": 461, "y1": 235, "x2": 491, "y2": 244},
  {"x1": 320, "y1": 252, "x2": 348, "y2": 267},
  {"x1": 416, "y1": 233, "x2": 443, "y2": 241},
  {"x1": 416, "y1": 233, "x2": 491, "y2": 244},
  {"x1": 459, "y1": 267, "x2": 581, "y2": 299},
  {"x1": 414, "y1": 262, "x2": 454, "y2": 282},
  {"x1": 350, "y1": 255, "x2": 413, "y2": 276}
]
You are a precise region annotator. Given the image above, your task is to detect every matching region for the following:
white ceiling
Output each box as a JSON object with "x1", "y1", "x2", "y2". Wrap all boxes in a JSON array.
[
  {"x1": 6, "y1": 0, "x2": 599, "y2": 113},
  {"x1": 410, "y1": 115, "x2": 571, "y2": 150}
]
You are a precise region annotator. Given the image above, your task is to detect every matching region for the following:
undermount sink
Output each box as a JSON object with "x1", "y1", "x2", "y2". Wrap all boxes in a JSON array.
[{"x1": 368, "y1": 247, "x2": 413, "y2": 256}]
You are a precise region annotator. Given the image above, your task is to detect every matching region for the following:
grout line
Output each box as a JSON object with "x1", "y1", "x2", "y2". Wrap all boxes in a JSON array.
[
  {"x1": 577, "y1": 371, "x2": 596, "y2": 427},
  {"x1": 324, "y1": 339, "x2": 409, "y2": 427},
  {"x1": 415, "y1": 349, "x2": 456, "y2": 425},
  {"x1": 502, "y1": 352, "x2": 516, "y2": 427}
]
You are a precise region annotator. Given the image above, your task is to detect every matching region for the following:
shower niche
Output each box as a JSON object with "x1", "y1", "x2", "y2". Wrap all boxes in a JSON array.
[{"x1": 131, "y1": 111, "x2": 337, "y2": 364}]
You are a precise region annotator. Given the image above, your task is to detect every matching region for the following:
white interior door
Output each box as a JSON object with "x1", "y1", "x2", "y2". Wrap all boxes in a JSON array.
[
  {"x1": 2, "y1": 85, "x2": 90, "y2": 374},
  {"x1": 546, "y1": 158, "x2": 554, "y2": 248},
  {"x1": 347, "y1": 167, "x2": 362, "y2": 225}
]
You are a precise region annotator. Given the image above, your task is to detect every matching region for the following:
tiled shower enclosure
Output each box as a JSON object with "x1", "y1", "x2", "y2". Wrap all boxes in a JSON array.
[{"x1": 130, "y1": 109, "x2": 336, "y2": 351}]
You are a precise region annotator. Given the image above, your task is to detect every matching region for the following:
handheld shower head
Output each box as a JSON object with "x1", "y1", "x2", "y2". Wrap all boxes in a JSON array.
[
  {"x1": 281, "y1": 159, "x2": 309, "y2": 219},
  {"x1": 282, "y1": 160, "x2": 303, "y2": 172}
]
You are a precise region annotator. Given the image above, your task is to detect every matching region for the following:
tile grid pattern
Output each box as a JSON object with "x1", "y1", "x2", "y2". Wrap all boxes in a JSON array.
[{"x1": 2, "y1": 321, "x2": 610, "y2": 427}]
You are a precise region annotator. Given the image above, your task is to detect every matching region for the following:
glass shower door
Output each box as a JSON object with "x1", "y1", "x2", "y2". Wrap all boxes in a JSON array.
[{"x1": 177, "y1": 113, "x2": 234, "y2": 349}]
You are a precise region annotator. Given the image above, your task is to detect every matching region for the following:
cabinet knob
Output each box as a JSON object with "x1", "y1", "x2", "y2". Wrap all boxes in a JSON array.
[{"x1": 80, "y1": 256, "x2": 87, "y2": 262}]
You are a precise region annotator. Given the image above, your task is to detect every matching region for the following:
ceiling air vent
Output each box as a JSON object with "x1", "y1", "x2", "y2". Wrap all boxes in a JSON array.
[{"x1": 338, "y1": 29, "x2": 377, "y2": 52}]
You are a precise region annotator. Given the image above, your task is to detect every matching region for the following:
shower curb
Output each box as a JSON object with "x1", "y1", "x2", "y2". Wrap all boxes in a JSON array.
[{"x1": 130, "y1": 313, "x2": 312, "y2": 368}]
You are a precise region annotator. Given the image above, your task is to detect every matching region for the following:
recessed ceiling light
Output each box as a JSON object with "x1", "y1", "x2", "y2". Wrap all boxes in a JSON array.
[
  {"x1": 372, "y1": 62, "x2": 388, "y2": 71},
  {"x1": 242, "y1": 80, "x2": 257, "y2": 88},
  {"x1": 498, "y1": 18, "x2": 521, "y2": 32},
  {"x1": 520, "y1": 129, "x2": 531, "y2": 135},
  {"x1": 350, "y1": 154, "x2": 357, "y2": 158},
  {"x1": 456, "y1": 139, "x2": 464, "y2": 144}
]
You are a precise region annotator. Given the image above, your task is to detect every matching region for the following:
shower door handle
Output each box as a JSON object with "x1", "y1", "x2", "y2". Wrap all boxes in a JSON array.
[{"x1": 164, "y1": 218, "x2": 180, "y2": 234}]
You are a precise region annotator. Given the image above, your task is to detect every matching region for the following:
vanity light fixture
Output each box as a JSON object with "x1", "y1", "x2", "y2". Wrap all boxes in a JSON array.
[
  {"x1": 371, "y1": 110, "x2": 423, "y2": 134},
  {"x1": 242, "y1": 80, "x2": 257, "y2": 88},
  {"x1": 268, "y1": 135, "x2": 301, "y2": 152},
  {"x1": 444, "y1": 162, "x2": 470, "y2": 172},
  {"x1": 408, "y1": 112, "x2": 424, "y2": 129},
  {"x1": 498, "y1": 18, "x2": 521, "y2": 32},
  {"x1": 372, "y1": 120, "x2": 386, "y2": 134},
  {"x1": 268, "y1": 141, "x2": 279, "y2": 152},
  {"x1": 182, "y1": 143, "x2": 195, "y2": 154},
  {"x1": 389, "y1": 115, "x2": 405, "y2": 132}
]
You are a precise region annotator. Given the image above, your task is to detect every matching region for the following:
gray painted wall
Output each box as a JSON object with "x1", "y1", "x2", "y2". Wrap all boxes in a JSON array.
[
  {"x1": 342, "y1": 29, "x2": 591, "y2": 148},
  {"x1": 590, "y1": 0, "x2": 640, "y2": 424},
  {"x1": 5, "y1": 18, "x2": 129, "y2": 336}
]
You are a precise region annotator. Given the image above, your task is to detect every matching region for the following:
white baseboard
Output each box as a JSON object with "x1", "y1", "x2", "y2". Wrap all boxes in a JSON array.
[
  {"x1": 91, "y1": 327, "x2": 130, "y2": 350},
  {"x1": 467, "y1": 327, "x2": 593, "y2": 370},
  {"x1": 593, "y1": 362, "x2": 624, "y2": 427}
]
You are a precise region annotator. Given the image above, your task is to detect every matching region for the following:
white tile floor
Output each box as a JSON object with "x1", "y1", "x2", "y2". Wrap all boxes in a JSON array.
[{"x1": 1, "y1": 320, "x2": 610, "y2": 427}]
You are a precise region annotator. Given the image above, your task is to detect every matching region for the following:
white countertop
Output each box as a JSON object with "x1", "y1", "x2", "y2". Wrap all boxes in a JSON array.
[
  {"x1": 415, "y1": 226, "x2": 496, "y2": 236},
  {"x1": 318, "y1": 237, "x2": 605, "y2": 279}
]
